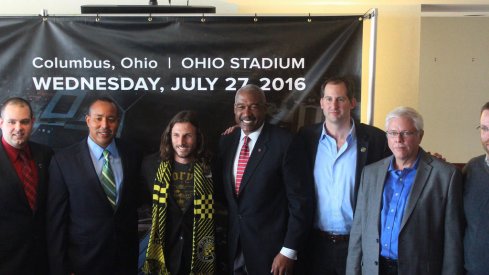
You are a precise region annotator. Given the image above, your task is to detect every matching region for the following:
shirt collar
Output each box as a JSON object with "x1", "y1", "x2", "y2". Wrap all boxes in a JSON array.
[
  {"x1": 485, "y1": 154, "x2": 489, "y2": 168},
  {"x1": 388, "y1": 151, "x2": 421, "y2": 172},
  {"x1": 87, "y1": 137, "x2": 119, "y2": 160},
  {"x1": 321, "y1": 119, "x2": 356, "y2": 143},
  {"x1": 240, "y1": 123, "x2": 264, "y2": 142},
  {"x1": 1, "y1": 136, "x2": 31, "y2": 160}
]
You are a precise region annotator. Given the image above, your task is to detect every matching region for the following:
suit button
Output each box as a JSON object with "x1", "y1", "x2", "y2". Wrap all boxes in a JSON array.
[
  {"x1": 376, "y1": 239, "x2": 379, "y2": 243},
  {"x1": 179, "y1": 235, "x2": 183, "y2": 240},
  {"x1": 374, "y1": 261, "x2": 378, "y2": 266},
  {"x1": 238, "y1": 215, "x2": 242, "y2": 220}
]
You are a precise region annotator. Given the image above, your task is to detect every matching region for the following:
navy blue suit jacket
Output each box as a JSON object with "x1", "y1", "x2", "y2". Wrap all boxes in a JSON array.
[
  {"x1": 217, "y1": 123, "x2": 313, "y2": 275},
  {"x1": 46, "y1": 138, "x2": 143, "y2": 275}
]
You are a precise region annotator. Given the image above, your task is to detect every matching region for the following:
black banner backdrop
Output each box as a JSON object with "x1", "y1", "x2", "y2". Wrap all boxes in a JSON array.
[{"x1": 0, "y1": 15, "x2": 362, "y2": 154}]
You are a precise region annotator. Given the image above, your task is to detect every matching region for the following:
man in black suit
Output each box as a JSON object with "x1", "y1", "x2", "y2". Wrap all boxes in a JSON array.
[
  {"x1": 295, "y1": 77, "x2": 390, "y2": 275},
  {"x1": 142, "y1": 110, "x2": 216, "y2": 275},
  {"x1": 217, "y1": 84, "x2": 313, "y2": 275},
  {"x1": 46, "y1": 97, "x2": 144, "y2": 275},
  {"x1": 0, "y1": 97, "x2": 53, "y2": 275}
]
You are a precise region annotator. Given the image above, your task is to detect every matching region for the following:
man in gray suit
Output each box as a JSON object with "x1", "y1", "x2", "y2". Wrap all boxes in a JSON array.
[{"x1": 346, "y1": 106, "x2": 463, "y2": 275}]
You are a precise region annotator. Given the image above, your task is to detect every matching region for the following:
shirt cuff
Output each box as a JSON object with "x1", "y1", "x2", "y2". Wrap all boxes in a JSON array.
[{"x1": 280, "y1": 247, "x2": 298, "y2": 260}]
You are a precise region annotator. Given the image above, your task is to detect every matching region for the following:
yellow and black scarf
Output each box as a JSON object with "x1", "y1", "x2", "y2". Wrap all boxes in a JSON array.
[{"x1": 143, "y1": 160, "x2": 215, "y2": 275}]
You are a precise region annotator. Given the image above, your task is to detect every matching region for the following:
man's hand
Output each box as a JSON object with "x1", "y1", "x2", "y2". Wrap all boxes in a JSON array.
[
  {"x1": 221, "y1": 124, "x2": 239, "y2": 135},
  {"x1": 270, "y1": 253, "x2": 294, "y2": 275},
  {"x1": 428, "y1": 151, "x2": 446, "y2": 161}
]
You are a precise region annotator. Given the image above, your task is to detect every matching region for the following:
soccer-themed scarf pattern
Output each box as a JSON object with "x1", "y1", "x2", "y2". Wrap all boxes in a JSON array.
[{"x1": 143, "y1": 160, "x2": 215, "y2": 275}]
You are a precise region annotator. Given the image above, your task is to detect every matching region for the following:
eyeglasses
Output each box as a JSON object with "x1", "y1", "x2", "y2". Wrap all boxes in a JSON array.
[
  {"x1": 477, "y1": 125, "x2": 489, "y2": 133},
  {"x1": 386, "y1": 130, "x2": 419, "y2": 138}
]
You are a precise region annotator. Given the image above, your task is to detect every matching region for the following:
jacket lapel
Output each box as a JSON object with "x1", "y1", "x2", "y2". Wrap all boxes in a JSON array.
[
  {"x1": 400, "y1": 150, "x2": 432, "y2": 230},
  {"x1": 225, "y1": 131, "x2": 241, "y2": 198},
  {"x1": 80, "y1": 142, "x2": 115, "y2": 211},
  {"x1": 30, "y1": 143, "x2": 47, "y2": 213},
  {"x1": 308, "y1": 123, "x2": 322, "y2": 167},
  {"x1": 0, "y1": 143, "x2": 30, "y2": 209},
  {"x1": 354, "y1": 124, "x2": 370, "y2": 209},
  {"x1": 115, "y1": 140, "x2": 128, "y2": 211},
  {"x1": 237, "y1": 124, "x2": 269, "y2": 194},
  {"x1": 373, "y1": 157, "x2": 391, "y2": 229}
]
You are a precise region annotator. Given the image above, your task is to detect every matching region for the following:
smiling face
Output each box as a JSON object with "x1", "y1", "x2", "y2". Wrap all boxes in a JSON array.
[
  {"x1": 320, "y1": 82, "x2": 356, "y2": 127},
  {"x1": 387, "y1": 116, "x2": 423, "y2": 169},
  {"x1": 234, "y1": 87, "x2": 267, "y2": 135},
  {"x1": 0, "y1": 102, "x2": 33, "y2": 149},
  {"x1": 85, "y1": 100, "x2": 119, "y2": 148},
  {"x1": 171, "y1": 122, "x2": 197, "y2": 164}
]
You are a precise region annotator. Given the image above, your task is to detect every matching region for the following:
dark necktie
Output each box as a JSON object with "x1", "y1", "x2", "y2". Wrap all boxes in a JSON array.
[
  {"x1": 19, "y1": 150, "x2": 36, "y2": 210},
  {"x1": 235, "y1": 136, "x2": 250, "y2": 195},
  {"x1": 101, "y1": 149, "x2": 117, "y2": 208}
]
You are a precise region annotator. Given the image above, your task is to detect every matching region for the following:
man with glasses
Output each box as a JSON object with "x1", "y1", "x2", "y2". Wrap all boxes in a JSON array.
[
  {"x1": 346, "y1": 106, "x2": 463, "y2": 275},
  {"x1": 463, "y1": 101, "x2": 489, "y2": 275}
]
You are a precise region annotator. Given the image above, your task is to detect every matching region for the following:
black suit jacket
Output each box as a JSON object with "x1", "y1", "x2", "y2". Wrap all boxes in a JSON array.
[
  {"x1": 0, "y1": 140, "x2": 52, "y2": 275},
  {"x1": 141, "y1": 153, "x2": 193, "y2": 275},
  {"x1": 296, "y1": 121, "x2": 391, "y2": 211},
  {"x1": 217, "y1": 123, "x2": 313, "y2": 275},
  {"x1": 46, "y1": 138, "x2": 143, "y2": 275}
]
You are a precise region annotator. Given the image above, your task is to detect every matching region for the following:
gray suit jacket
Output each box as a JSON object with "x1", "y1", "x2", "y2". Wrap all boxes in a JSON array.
[{"x1": 346, "y1": 149, "x2": 463, "y2": 275}]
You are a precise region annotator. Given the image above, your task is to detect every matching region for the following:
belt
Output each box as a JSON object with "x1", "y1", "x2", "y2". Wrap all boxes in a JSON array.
[
  {"x1": 315, "y1": 230, "x2": 349, "y2": 243},
  {"x1": 380, "y1": 256, "x2": 398, "y2": 268}
]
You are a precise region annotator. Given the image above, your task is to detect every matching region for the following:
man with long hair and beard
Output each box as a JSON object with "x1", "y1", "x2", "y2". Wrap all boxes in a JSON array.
[{"x1": 142, "y1": 110, "x2": 216, "y2": 275}]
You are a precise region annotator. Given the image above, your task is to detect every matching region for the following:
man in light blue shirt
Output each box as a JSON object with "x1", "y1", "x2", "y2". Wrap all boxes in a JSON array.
[
  {"x1": 314, "y1": 122, "x2": 357, "y2": 235},
  {"x1": 295, "y1": 76, "x2": 390, "y2": 275}
]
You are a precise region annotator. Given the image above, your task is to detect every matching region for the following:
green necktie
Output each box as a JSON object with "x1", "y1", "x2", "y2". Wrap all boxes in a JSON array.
[{"x1": 101, "y1": 149, "x2": 116, "y2": 208}]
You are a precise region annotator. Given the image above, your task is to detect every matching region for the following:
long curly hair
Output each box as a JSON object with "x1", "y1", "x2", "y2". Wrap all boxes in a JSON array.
[{"x1": 159, "y1": 110, "x2": 210, "y2": 166}]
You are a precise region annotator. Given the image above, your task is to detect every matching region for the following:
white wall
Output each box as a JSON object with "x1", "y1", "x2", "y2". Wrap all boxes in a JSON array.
[{"x1": 420, "y1": 17, "x2": 489, "y2": 163}]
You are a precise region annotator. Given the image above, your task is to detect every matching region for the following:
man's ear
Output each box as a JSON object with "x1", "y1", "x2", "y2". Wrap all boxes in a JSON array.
[{"x1": 350, "y1": 97, "x2": 357, "y2": 110}]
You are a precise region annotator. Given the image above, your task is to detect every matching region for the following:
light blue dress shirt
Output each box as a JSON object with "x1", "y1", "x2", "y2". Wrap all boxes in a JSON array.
[
  {"x1": 380, "y1": 155, "x2": 420, "y2": 259},
  {"x1": 87, "y1": 137, "x2": 124, "y2": 203},
  {"x1": 313, "y1": 122, "x2": 357, "y2": 234}
]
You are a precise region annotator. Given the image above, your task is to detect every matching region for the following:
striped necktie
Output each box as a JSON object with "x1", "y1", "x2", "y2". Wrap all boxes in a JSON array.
[
  {"x1": 101, "y1": 149, "x2": 116, "y2": 208},
  {"x1": 19, "y1": 150, "x2": 37, "y2": 210},
  {"x1": 235, "y1": 136, "x2": 250, "y2": 195}
]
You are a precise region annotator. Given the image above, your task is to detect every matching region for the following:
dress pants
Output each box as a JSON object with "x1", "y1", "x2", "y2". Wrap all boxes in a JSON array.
[
  {"x1": 379, "y1": 256, "x2": 398, "y2": 275},
  {"x1": 305, "y1": 230, "x2": 349, "y2": 275}
]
